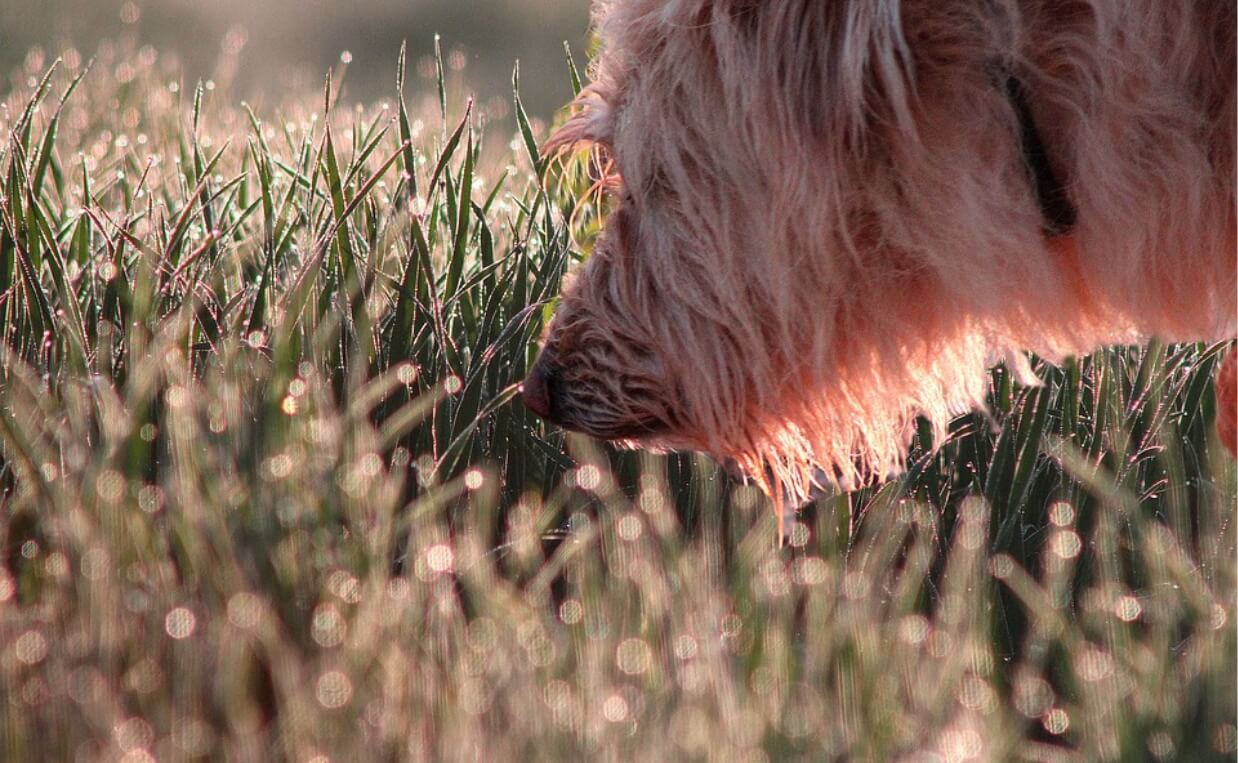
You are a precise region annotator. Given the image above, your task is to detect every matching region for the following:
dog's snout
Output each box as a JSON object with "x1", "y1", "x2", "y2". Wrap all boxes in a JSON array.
[{"x1": 521, "y1": 364, "x2": 555, "y2": 420}]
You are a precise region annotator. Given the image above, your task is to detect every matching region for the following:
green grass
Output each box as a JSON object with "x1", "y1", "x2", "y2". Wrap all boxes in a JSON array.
[{"x1": 0, "y1": 43, "x2": 1234, "y2": 761}]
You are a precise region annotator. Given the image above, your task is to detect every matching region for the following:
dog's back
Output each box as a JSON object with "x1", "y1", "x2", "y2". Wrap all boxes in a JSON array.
[{"x1": 1020, "y1": 0, "x2": 1235, "y2": 342}]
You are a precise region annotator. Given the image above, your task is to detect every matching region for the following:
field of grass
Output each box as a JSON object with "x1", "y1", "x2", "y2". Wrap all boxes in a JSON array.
[{"x1": 0, "y1": 42, "x2": 1234, "y2": 762}]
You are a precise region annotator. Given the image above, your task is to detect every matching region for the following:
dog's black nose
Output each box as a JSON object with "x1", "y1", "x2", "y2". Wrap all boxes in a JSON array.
[{"x1": 521, "y1": 364, "x2": 555, "y2": 420}]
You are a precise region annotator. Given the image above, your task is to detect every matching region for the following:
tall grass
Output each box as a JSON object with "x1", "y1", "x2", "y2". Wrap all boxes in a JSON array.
[{"x1": 0, "y1": 43, "x2": 1234, "y2": 761}]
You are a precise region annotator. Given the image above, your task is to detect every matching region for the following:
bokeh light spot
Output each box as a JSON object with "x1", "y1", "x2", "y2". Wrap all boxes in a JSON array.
[
  {"x1": 317, "y1": 671, "x2": 352, "y2": 709},
  {"x1": 616, "y1": 638, "x2": 651, "y2": 676},
  {"x1": 1115, "y1": 595, "x2": 1142, "y2": 622},
  {"x1": 1048, "y1": 501, "x2": 1075, "y2": 526},
  {"x1": 559, "y1": 599, "x2": 583, "y2": 625},
  {"x1": 602, "y1": 693, "x2": 629, "y2": 723},
  {"x1": 426, "y1": 544, "x2": 455, "y2": 574},
  {"x1": 164, "y1": 607, "x2": 196, "y2": 640},
  {"x1": 1042, "y1": 707, "x2": 1070, "y2": 735},
  {"x1": 15, "y1": 630, "x2": 48, "y2": 665}
]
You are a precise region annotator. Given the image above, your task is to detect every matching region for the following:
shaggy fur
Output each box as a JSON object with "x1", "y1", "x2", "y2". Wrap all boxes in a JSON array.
[{"x1": 526, "y1": 0, "x2": 1237, "y2": 518}]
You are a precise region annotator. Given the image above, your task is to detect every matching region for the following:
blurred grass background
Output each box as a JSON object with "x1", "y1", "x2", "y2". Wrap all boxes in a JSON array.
[
  {"x1": 0, "y1": 12, "x2": 1234, "y2": 762},
  {"x1": 2, "y1": 0, "x2": 590, "y2": 119}
]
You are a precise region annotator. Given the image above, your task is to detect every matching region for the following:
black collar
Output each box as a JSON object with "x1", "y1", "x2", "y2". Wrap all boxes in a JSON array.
[{"x1": 1004, "y1": 74, "x2": 1077, "y2": 236}]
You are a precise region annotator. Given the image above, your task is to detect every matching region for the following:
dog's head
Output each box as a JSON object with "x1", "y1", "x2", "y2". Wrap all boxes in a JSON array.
[
  {"x1": 521, "y1": 1, "x2": 926, "y2": 496},
  {"x1": 522, "y1": 187, "x2": 679, "y2": 443},
  {"x1": 521, "y1": 63, "x2": 777, "y2": 462},
  {"x1": 520, "y1": 0, "x2": 1077, "y2": 500}
]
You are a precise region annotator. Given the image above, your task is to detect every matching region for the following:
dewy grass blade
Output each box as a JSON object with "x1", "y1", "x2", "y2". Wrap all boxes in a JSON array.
[
  {"x1": 0, "y1": 201, "x2": 54, "y2": 339},
  {"x1": 388, "y1": 214, "x2": 433, "y2": 367},
  {"x1": 512, "y1": 63, "x2": 544, "y2": 179},
  {"x1": 14, "y1": 60, "x2": 60, "y2": 153},
  {"x1": 396, "y1": 42, "x2": 420, "y2": 203},
  {"x1": 31, "y1": 60, "x2": 92, "y2": 198},
  {"x1": 435, "y1": 34, "x2": 447, "y2": 128},
  {"x1": 24, "y1": 189, "x2": 89, "y2": 370},
  {"x1": 445, "y1": 126, "x2": 473, "y2": 300},
  {"x1": 322, "y1": 125, "x2": 358, "y2": 290},
  {"x1": 426, "y1": 101, "x2": 472, "y2": 209},
  {"x1": 280, "y1": 139, "x2": 410, "y2": 329},
  {"x1": 162, "y1": 141, "x2": 229, "y2": 270},
  {"x1": 564, "y1": 41, "x2": 583, "y2": 97}
]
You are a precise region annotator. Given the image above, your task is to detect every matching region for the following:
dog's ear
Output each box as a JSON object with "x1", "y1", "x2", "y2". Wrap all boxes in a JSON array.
[{"x1": 543, "y1": 85, "x2": 615, "y2": 159}]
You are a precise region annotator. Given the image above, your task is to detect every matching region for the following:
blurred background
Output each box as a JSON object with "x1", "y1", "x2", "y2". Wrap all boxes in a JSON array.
[{"x1": 1, "y1": 0, "x2": 592, "y2": 120}]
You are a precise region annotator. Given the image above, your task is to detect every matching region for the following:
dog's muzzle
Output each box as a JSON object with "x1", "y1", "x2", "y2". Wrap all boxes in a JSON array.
[
  {"x1": 520, "y1": 359, "x2": 669, "y2": 441},
  {"x1": 520, "y1": 362, "x2": 559, "y2": 422}
]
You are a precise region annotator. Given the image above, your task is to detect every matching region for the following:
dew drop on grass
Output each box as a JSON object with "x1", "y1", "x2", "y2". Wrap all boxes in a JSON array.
[
  {"x1": 44, "y1": 552, "x2": 68, "y2": 578},
  {"x1": 673, "y1": 635, "x2": 698, "y2": 660},
  {"x1": 1051, "y1": 530, "x2": 1082, "y2": 559},
  {"x1": 165, "y1": 386, "x2": 189, "y2": 409},
  {"x1": 1042, "y1": 707, "x2": 1070, "y2": 735},
  {"x1": 1147, "y1": 730, "x2": 1175, "y2": 760},
  {"x1": 1075, "y1": 647, "x2": 1115, "y2": 682},
  {"x1": 602, "y1": 694, "x2": 629, "y2": 723},
  {"x1": 616, "y1": 638, "x2": 650, "y2": 675},
  {"x1": 138, "y1": 485, "x2": 164, "y2": 514},
  {"x1": 425, "y1": 544, "x2": 454, "y2": 574},
  {"x1": 171, "y1": 719, "x2": 215, "y2": 757},
  {"x1": 114, "y1": 717, "x2": 155, "y2": 754},
  {"x1": 328, "y1": 570, "x2": 361, "y2": 603},
  {"x1": 1210, "y1": 603, "x2": 1227, "y2": 630},
  {"x1": 227, "y1": 592, "x2": 262, "y2": 629},
  {"x1": 316, "y1": 671, "x2": 352, "y2": 709},
  {"x1": 1115, "y1": 595, "x2": 1142, "y2": 622},
  {"x1": 616, "y1": 514, "x2": 642, "y2": 541},
  {"x1": 793, "y1": 556, "x2": 828, "y2": 586},
  {"x1": 559, "y1": 599, "x2": 583, "y2": 625},
  {"x1": 95, "y1": 470, "x2": 125, "y2": 503},
  {"x1": 386, "y1": 579, "x2": 409, "y2": 601},
  {"x1": 576, "y1": 464, "x2": 601, "y2": 491},
  {"x1": 396, "y1": 363, "x2": 418, "y2": 384},
  {"x1": 391, "y1": 447, "x2": 411, "y2": 468},
  {"x1": 1214, "y1": 724, "x2": 1238, "y2": 754},
  {"x1": 81, "y1": 548, "x2": 109, "y2": 581},
  {"x1": 1048, "y1": 501, "x2": 1075, "y2": 526},
  {"x1": 164, "y1": 607, "x2": 196, "y2": 640},
  {"x1": 67, "y1": 667, "x2": 104, "y2": 705},
  {"x1": 989, "y1": 554, "x2": 1015, "y2": 579},
  {"x1": 312, "y1": 603, "x2": 345, "y2": 647},
  {"x1": 638, "y1": 489, "x2": 666, "y2": 514},
  {"x1": 358, "y1": 452, "x2": 383, "y2": 478},
  {"x1": 15, "y1": 630, "x2": 48, "y2": 664}
]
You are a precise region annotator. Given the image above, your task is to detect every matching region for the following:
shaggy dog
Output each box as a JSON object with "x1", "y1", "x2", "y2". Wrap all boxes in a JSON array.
[{"x1": 521, "y1": 0, "x2": 1237, "y2": 525}]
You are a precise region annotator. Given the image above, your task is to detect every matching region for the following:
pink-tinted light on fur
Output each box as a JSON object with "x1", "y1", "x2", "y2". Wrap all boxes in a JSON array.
[{"x1": 530, "y1": 0, "x2": 1237, "y2": 524}]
